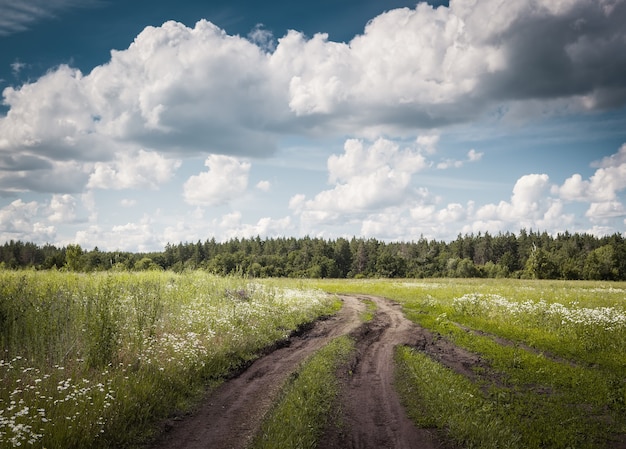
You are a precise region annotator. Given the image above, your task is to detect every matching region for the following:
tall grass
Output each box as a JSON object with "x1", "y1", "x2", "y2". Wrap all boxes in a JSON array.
[{"x1": 0, "y1": 271, "x2": 339, "y2": 448}]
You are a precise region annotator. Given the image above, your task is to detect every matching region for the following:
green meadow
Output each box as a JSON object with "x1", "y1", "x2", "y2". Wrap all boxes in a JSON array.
[
  {"x1": 1, "y1": 272, "x2": 625, "y2": 448},
  {"x1": 0, "y1": 271, "x2": 339, "y2": 448}
]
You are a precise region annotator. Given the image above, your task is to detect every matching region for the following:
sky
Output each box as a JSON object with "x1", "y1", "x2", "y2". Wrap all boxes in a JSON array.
[{"x1": 0, "y1": 0, "x2": 625, "y2": 252}]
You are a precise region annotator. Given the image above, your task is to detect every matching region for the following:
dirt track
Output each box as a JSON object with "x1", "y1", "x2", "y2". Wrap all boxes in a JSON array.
[{"x1": 148, "y1": 295, "x2": 447, "y2": 449}]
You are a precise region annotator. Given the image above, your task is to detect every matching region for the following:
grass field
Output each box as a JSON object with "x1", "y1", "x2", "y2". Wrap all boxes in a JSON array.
[
  {"x1": 2, "y1": 273, "x2": 625, "y2": 448},
  {"x1": 0, "y1": 271, "x2": 339, "y2": 448}
]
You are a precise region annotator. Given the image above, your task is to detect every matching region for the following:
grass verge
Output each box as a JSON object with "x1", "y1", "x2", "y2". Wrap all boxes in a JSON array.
[{"x1": 252, "y1": 335, "x2": 354, "y2": 449}]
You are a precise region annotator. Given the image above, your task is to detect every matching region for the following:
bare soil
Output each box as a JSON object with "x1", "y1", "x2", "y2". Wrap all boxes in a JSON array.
[{"x1": 147, "y1": 295, "x2": 476, "y2": 449}]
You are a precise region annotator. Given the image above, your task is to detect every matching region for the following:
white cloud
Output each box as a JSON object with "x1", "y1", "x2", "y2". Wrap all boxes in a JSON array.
[
  {"x1": 586, "y1": 201, "x2": 626, "y2": 220},
  {"x1": 0, "y1": 199, "x2": 55, "y2": 243},
  {"x1": 183, "y1": 155, "x2": 251, "y2": 206},
  {"x1": 47, "y1": 194, "x2": 76, "y2": 223},
  {"x1": 10, "y1": 60, "x2": 26, "y2": 75},
  {"x1": 467, "y1": 149, "x2": 483, "y2": 162},
  {"x1": 409, "y1": 204, "x2": 436, "y2": 221},
  {"x1": 437, "y1": 203, "x2": 466, "y2": 222},
  {"x1": 74, "y1": 216, "x2": 161, "y2": 252},
  {"x1": 81, "y1": 190, "x2": 97, "y2": 222},
  {"x1": 256, "y1": 180, "x2": 271, "y2": 192},
  {"x1": 220, "y1": 215, "x2": 292, "y2": 240},
  {"x1": 592, "y1": 143, "x2": 626, "y2": 168},
  {"x1": 0, "y1": 65, "x2": 107, "y2": 159},
  {"x1": 85, "y1": 20, "x2": 284, "y2": 156},
  {"x1": 247, "y1": 24, "x2": 276, "y2": 53},
  {"x1": 474, "y1": 173, "x2": 556, "y2": 226},
  {"x1": 160, "y1": 211, "x2": 293, "y2": 245},
  {"x1": 416, "y1": 133, "x2": 440, "y2": 154},
  {"x1": 294, "y1": 138, "x2": 428, "y2": 218},
  {"x1": 1, "y1": 0, "x2": 623, "y2": 194},
  {"x1": 87, "y1": 150, "x2": 180, "y2": 190},
  {"x1": 437, "y1": 159, "x2": 464, "y2": 170},
  {"x1": 0, "y1": 1, "x2": 625, "y2": 250},
  {"x1": 0, "y1": 19, "x2": 283, "y2": 195},
  {"x1": 557, "y1": 144, "x2": 626, "y2": 202},
  {"x1": 436, "y1": 148, "x2": 483, "y2": 169},
  {"x1": 557, "y1": 173, "x2": 588, "y2": 201},
  {"x1": 288, "y1": 194, "x2": 306, "y2": 212},
  {"x1": 361, "y1": 209, "x2": 413, "y2": 240}
]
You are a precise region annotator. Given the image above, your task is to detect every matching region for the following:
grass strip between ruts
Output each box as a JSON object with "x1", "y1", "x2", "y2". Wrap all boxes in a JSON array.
[{"x1": 252, "y1": 335, "x2": 354, "y2": 449}]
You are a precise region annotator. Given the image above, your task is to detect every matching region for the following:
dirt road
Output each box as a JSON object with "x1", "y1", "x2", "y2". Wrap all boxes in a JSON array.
[
  {"x1": 148, "y1": 294, "x2": 444, "y2": 449},
  {"x1": 319, "y1": 295, "x2": 441, "y2": 449}
]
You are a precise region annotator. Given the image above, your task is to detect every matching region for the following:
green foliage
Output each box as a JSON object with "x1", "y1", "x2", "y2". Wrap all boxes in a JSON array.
[
  {"x1": 64, "y1": 244, "x2": 83, "y2": 271},
  {"x1": 3, "y1": 230, "x2": 626, "y2": 280}
]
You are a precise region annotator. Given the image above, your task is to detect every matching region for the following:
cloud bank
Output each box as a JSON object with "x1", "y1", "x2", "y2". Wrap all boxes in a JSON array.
[{"x1": 0, "y1": 0, "x2": 625, "y2": 249}]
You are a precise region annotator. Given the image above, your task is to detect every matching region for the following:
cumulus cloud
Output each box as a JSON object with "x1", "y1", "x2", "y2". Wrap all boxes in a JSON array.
[
  {"x1": 437, "y1": 159, "x2": 463, "y2": 170},
  {"x1": 0, "y1": 0, "x2": 625, "y2": 201},
  {"x1": 183, "y1": 155, "x2": 251, "y2": 206},
  {"x1": 292, "y1": 138, "x2": 428, "y2": 219},
  {"x1": 87, "y1": 150, "x2": 181, "y2": 190},
  {"x1": 0, "y1": 199, "x2": 55, "y2": 242},
  {"x1": 586, "y1": 201, "x2": 625, "y2": 220},
  {"x1": 1, "y1": 0, "x2": 625, "y2": 249},
  {"x1": 219, "y1": 214, "x2": 292, "y2": 240},
  {"x1": 160, "y1": 211, "x2": 293, "y2": 246},
  {"x1": 416, "y1": 133, "x2": 440, "y2": 155},
  {"x1": 0, "y1": 20, "x2": 284, "y2": 196},
  {"x1": 555, "y1": 144, "x2": 626, "y2": 222},
  {"x1": 437, "y1": 148, "x2": 484, "y2": 170},
  {"x1": 74, "y1": 218, "x2": 161, "y2": 252},
  {"x1": 271, "y1": 0, "x2": 626, "y2": 130},
  {"x1": 461, "y1": 173, "x2": 577, "y2": 235},
  {"x1": 256, "y1": 180, "x2": 271, "y2": 192},
  {"x1": 0, "y1": 0, "x2": 624, "y2": 195},
  {"x1": 247, "y1": 24, "x2": 276, "y2": 52},
  {"x1": 468, "y1": 149, "x2": 483, "y2": 162},
  {"x1": 47, "y1": 194, "x2": 76, "y2": 223}
]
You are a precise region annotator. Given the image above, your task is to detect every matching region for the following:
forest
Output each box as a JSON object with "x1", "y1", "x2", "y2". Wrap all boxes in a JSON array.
[{"x1": 1, "y1": 229, "x2": 625, "y2": 280}]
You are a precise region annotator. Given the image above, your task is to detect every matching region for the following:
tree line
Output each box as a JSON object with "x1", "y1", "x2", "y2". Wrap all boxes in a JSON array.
[{"x1": 1, "y1": 230, "x2": 625, "y2": 280}]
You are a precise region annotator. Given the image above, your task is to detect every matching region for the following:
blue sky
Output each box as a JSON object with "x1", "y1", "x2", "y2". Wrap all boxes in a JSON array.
[{"x1": 0, "y1": 0, "x2": 625, "y2": 252}]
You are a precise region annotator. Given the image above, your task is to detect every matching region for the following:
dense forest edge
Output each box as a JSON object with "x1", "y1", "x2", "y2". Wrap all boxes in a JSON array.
[{"x1": 1, "y1": 229, "x2": 626, "y2": 280}]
